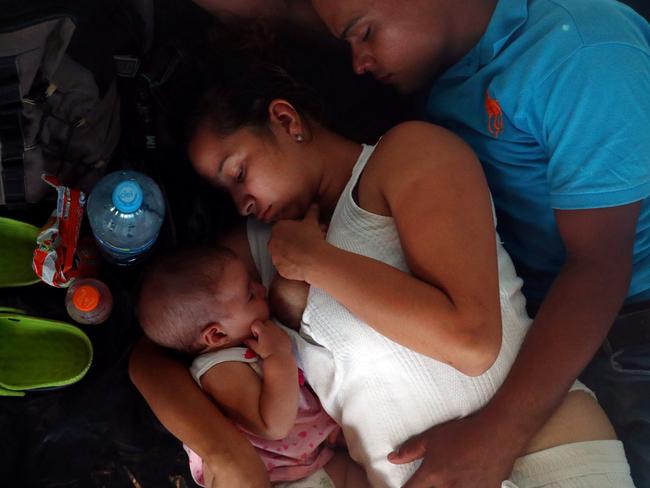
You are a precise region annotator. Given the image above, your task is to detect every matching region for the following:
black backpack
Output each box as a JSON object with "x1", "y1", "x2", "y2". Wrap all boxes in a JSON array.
[{"x1": 0, "y1": 0, "x2": 152, "y2": 206}]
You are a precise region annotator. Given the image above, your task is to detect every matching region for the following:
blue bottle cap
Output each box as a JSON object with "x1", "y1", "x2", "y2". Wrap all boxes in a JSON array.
[{"x1": 112, "y1": 180, "x2": 143, "y2": 213}]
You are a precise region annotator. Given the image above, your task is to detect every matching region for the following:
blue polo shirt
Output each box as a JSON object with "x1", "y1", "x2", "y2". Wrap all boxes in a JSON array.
[{"x1": 426, "y1": 0, "x2": 650, "y2": 304}]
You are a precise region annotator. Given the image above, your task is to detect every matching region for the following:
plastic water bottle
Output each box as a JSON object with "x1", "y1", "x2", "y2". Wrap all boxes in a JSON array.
[
  {"x1": 87, "y1": 170, "x2": 165, "y2": 266},
  {"x1": 65, "y1": 278, "x2": 113, "y2": 324}
]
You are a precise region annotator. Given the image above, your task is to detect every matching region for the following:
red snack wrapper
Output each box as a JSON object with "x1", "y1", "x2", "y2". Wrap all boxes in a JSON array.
[{"x1": 33, "y1": 175, "x2": 87, "y2": 287}]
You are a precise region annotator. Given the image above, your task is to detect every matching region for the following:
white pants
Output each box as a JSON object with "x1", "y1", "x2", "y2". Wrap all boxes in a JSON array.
[
  {"x1": 503, "y1": 440, "x2": 635, "y2": 488},
  {"x1": 276, "y1": 440, "x2": 633, "y2": 488}
]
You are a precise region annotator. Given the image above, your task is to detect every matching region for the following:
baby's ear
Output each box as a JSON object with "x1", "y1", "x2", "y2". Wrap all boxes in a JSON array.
[{"x1": 201, "y1": 323, "x2": 231, "y2": 348}]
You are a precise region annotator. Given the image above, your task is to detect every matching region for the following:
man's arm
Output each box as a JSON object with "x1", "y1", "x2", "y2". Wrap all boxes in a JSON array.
[
  {"x1": 485, "y1": 202, "x2": 641, "y2": 443},
  {"x1": 129, "y1": 337, "x2": 270, "y2": 487},
  {"x1": 389, "y1": 202, "x2": 641, "y2": 488}
]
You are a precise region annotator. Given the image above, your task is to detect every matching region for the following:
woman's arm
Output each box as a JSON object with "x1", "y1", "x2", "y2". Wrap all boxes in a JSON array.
[
  {"x1": 201, "y1": 321, "x2": 299, "y2": 440},
  {"x1": 269, "y1": 122, "x2": 501, "y2": 376},
  {"x1": 128, "y1": 337, "x2": 270, "y2": 487}
]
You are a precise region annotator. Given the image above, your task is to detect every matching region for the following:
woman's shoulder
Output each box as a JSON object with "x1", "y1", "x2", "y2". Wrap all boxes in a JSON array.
[
  {"x1": 367, "y1": 121, "x2": 481, "y2": 179},
  {"x1": 379, "y1": 121, "x2": 465, "y2": 148}
]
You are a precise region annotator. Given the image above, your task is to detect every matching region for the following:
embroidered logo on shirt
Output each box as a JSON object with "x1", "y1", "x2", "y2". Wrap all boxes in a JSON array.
[{"x1": 485, "y1": 90, "x2": 504, "y2": 137}]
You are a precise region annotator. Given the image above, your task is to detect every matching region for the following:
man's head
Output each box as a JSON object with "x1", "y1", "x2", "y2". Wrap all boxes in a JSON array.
[
  {"x1": 137, "y1": 246, "x2": 269, "y2": 354},
  {"x1": 311, "y1": 0, "x2": 497, "y2": 93}
]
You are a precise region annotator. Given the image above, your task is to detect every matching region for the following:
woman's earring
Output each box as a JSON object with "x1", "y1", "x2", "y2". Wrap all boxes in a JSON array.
[{"x1": 295, "y1": 134, "x2": 304, "y2": 143}]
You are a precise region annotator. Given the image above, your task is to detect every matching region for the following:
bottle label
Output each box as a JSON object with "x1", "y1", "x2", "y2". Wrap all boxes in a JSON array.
[{"x1": 94, "y1": 231, "x2": 160, "y2": 264}]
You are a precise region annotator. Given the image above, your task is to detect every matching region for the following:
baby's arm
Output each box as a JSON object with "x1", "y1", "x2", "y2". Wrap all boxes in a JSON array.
[{"x1": 201, "y1": 321, "x2": 299, "y2": 440}]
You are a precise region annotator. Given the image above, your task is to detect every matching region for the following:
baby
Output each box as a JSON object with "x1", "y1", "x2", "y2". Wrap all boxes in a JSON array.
[{"x1": 137, "y1": 246, "x2": 368, "y2": 488}]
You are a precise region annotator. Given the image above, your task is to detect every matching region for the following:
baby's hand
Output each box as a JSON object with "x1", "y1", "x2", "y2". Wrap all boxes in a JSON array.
[{"x1": 243, "y1": 320, "x2": 293, "y2": 360}]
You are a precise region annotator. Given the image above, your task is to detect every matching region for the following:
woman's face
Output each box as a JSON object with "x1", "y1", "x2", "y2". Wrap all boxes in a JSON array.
[{"x1": 189, "y1": 122, "x2": 317, "y2": 223}]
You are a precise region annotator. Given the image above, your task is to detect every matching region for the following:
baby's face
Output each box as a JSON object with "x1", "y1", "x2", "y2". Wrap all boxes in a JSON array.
[{"x1": 216, "y1": 257, "x2": 270, "y2": 344}]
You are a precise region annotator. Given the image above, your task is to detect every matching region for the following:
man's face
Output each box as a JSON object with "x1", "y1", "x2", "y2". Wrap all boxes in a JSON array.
[{"x1": 312, "y1": 0, "x2": 454, "y2": 93}]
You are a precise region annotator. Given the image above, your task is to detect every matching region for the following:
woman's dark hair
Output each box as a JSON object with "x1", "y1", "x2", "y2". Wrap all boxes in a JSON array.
[
  {"x1": 187, "y1": 23, "x2": 327, "y2": 139},
  {"x1": 185, "y1": 20, "x2": 413, "y2": 143}
]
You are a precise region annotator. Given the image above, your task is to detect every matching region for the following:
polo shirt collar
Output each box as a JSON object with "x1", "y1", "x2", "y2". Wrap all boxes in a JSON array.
[{"x1": 438, "y1": 0, "x2": 529, "y2": 81}]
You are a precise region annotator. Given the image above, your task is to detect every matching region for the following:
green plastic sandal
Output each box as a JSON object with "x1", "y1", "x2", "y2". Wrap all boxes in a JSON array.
[
  {"x1": 0, "y1": 308, "x2": 93, "y2": 396},
  {"x1": 0, "y1": 217, "x2": 40, "y2": 287}
]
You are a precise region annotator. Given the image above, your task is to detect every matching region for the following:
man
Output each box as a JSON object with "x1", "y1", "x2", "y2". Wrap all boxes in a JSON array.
[{"x1": 310, "y1": 0, "x2": 650, "y2": 487}]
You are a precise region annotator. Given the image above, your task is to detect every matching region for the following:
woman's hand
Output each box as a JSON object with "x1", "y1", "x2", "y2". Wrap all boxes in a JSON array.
[{"x1": 269, "y1": 204, "x2": 329, "y2": 282}]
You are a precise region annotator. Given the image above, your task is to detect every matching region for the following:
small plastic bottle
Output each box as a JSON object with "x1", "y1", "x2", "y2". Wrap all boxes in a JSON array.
[
  {"x1": 65, "y1": 278, "x2": 113, "y2": 325},
  {"x1": 87, "y1": 170, "x2": 165, "y2": 266}
]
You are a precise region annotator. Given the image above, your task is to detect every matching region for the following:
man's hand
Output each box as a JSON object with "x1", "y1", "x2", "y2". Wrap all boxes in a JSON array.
[
  {"x1": 388, "y1": 413, "x2": 517, "y2": 488},
  {"x1": 269, "y1": 204, "x2": 328, "y2": 282}
]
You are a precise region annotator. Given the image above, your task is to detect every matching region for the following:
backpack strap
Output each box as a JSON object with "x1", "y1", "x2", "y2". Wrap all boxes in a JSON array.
[{"x1": 0, "y1": 54, "x2": 25, "y2": 204}]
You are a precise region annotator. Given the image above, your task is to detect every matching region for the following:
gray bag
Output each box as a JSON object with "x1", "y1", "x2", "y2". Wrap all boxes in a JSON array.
[{"x1": 0, "y1": 13, "x2": 120, "y2": 205}]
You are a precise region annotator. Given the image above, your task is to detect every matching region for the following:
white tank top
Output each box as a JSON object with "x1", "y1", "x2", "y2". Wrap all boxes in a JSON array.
[
  {"x1": 299, "y1": 144, "x2": 534, "y2": 487},
  {"x1": 246, "y1": 144, "x2": 591, "y2": 488}
]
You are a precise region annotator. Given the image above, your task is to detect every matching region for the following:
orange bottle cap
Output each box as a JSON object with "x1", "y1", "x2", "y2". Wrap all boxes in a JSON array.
[{"x1": 73, "y1": 284, "x2": 101, "y2": 312}]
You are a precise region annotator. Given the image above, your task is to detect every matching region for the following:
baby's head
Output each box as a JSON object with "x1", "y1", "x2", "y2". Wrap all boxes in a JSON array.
[{"x1": 137, "y1": 246, "x2": 269, "y2": 354}]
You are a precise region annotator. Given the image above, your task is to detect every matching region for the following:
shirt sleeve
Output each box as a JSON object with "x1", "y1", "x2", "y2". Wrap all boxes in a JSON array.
[
  {"x1": 530, "y1": 43, "x2": 650, "y2": 210},
  {"x1": 189, "y1": 347, "x2": 257, "y2": 386}
]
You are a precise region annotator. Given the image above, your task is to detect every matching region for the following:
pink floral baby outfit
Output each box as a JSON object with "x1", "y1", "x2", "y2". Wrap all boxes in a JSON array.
[{"x1": 185, "y1": 346, "x2": 340, "y2": 485}]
